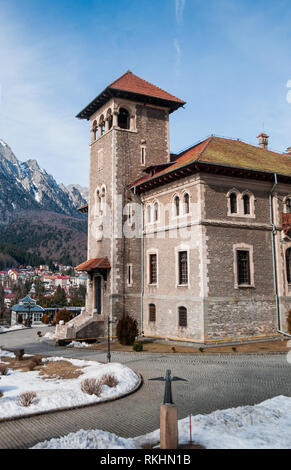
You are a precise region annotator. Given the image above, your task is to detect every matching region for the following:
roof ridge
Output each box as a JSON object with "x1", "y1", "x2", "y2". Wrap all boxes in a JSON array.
[
  {"x1": 211, "y1": 135, "x2": 285, "y2": 158},
  {"x1": 109, "y1": 71, "x2": 185, "y2": 103}
]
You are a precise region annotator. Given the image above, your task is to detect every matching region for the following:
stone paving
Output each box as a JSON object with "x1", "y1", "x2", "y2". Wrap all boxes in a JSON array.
[{"x1": 0, "y1": 328, "x2": 291, "y2": 449}]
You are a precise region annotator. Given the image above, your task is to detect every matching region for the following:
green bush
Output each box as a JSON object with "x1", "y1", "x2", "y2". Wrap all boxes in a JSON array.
[
  {"x1": 116, "y1": 315, "x2": 138, "y2": 346},
  {"x1": 133, "y1": 341, "x2": 143, "y2": 352}
]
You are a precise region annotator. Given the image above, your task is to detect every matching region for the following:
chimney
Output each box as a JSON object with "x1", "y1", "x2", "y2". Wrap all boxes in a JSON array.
[{"x1": 257, "y1": 133, "x2": 269, "y2": 149}]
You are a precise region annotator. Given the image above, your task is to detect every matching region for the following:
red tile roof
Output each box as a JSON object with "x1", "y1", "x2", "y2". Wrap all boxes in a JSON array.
[
  {"x1": 130, "y1": 136, "x2": 291, "y2": 191},
  {"x1": 109, "y1": 71, "x2": 185, "y2": 104},
  {"x1": 76, "y1": 72, "x2": 185, "y2": 119},
  {"x1": 76, "y1": 257, "x2": 111, "y2": 272}
]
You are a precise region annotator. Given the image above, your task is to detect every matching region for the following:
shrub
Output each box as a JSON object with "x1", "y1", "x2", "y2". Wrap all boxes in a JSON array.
[
  {"x1": 17, "y1": 314, "x2": 23, "y2": 324},
  {"x1": 27, "y1": 361, "x2": 36, "y2": 371},
  {"x1": 116, "y1": 315, "x2": 138, "y2": 346},
  {"x1": 17, "y1": 391, "x2": 38, "y2": 407},
  {"x1": 14, "y1": 349, "x2": 24, "y2": 361},
  {"x1": 287, "y1": 309, "x2": 291, "y2": 335},
  {"x1": 0, "y1": 365, "x2": 8, "y2": 376},
  {"x1": 171, "y1": 346, "x2": 176, "y2": 353},
  {"x1": 24, "y1": 319, "x2": 28, "y2": 327},
  {"x1": 37, "y1": 331, "x2": 42, "y2": 337},
  {"x1": 53, "y1": 309, "x2": 73, "y2": 325},
  {"x1": 57, "y1": 339, "x2": 68, "y2": 347},
  {"x1": 133, "y1": 341, "x2": 143, "y2": 352},
  {"x1": 41, "y1": 314, "x2": 50, "y2": 325},
  {"x1": 199, "y1": 347, "x2": 204, "y2": 353},
  {"x1": 232, "y1": 347, "x2": 237, "y2": 352},
  {"x1": 30, "y1": 356, "x2": 42, "y2": 366},
  {"x1": 100, "y1": 374, "x2": 118, "y2": 388},
  {"x1": 81, "y1": 378, "x2": 102, "y2": 397}
]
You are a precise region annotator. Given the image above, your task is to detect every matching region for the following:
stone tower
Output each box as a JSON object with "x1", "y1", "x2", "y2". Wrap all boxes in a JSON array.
[{"x1": 76, "y1": 71, "x2": 185, "y2": 334}]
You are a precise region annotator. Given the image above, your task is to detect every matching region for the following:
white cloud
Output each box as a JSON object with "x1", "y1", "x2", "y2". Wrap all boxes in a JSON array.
[
  {"x1": 175, "y1": 0, "x2": 186, "y2": 26},
  {"x1": 174, "y1": 39, "x2": 181, "y2": 75}
]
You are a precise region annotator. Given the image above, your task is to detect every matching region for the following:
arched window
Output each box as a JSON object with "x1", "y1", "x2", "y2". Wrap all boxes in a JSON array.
[
  {"x1": 154, "y1": 202, "x2": 159, "y2": 222},
  {"x1": 99, "y1": 116, "x2": 105, "y2": 136},
  {"x1": 147, "y1": 204, "x2": 151, "y2": 223},
  {"x1": 149, "y1": 304, "x2": 156, "y2": 322},
  {"x1": 118, "y1": 108, "x2": 130, "y2": 130},
  {"x1": 178, "y1": 306, "x2": 187, "y2": 327},
  {"x1": 92, "y1": 120, "x2": 98, "y2": 140},
  {"x1": 184, "y1": 193, "x2": 190, "y2": 214},
  {"x1": 286, "y1": 198, "x2": 291, "y2": 214},
  {"x1": 286, "y1": 248, "x2": 291, "y2": 284},
  {"x1": 101, "y1": 187, "x2": 106, "y2": 214},
  {"x1": 243, "y1": 194, "x2": 250, "y2": 215},
  {"x1": 107, "y1": 110, "x2": 113, "y2": 130},
  {"x1": 174, "y1": 196, "x2": 180, "y2": 217},
  {"x1": 230, "y1": 193, "x2": 237, "y2": 214}
]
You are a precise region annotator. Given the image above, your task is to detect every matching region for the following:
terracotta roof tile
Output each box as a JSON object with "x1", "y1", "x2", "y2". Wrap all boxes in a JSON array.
[
  {"x1": 131, "y1": 136, "x2": 291, "y2": 190},
  {"x1": 76, "y1": 257, "x2": 111, "y2": 272},
  {"x1": 109, "y1": 71, "x2": 185, "y2": 104}
]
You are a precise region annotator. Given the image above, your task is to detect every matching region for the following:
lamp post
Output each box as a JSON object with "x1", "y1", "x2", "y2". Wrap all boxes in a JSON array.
[{"x1": 107, "y1": 316, "x2": 112, "y2": 363}]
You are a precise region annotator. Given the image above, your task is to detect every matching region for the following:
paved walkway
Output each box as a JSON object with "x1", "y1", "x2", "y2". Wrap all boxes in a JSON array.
[{"x1": 0, "y1": 328, "x2": 291, "y2": 448}]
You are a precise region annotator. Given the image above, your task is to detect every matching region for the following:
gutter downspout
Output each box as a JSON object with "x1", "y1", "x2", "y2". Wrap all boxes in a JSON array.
[
  {"x1": 133, "y1": 187, "x2": 144, "y2": 334},
  {"x1": 269, "y1": 173, "x2": 291, "y2": 337}
]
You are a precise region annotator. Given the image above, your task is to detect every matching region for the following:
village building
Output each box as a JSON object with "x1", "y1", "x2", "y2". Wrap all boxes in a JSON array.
[
  {"x1": 11, "y1": 295, "x2": 44, "y2": 326},
  {"x1": 56, "y1": 71, "x2": 291, "y2": 343}
]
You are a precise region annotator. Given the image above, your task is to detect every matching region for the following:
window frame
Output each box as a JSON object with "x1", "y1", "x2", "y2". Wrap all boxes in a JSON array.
[
  {"x1": 148, "y1": 252, "x2": 158, "y2": 286},
  {"x1": 178, "y1": 306, "x2": 187, "y2": 328},
  {"x1": 176, "y1": 249, "x2": 189, "y2": 287},
  {"x1": 233, "y1": 244, "x2": 255, "y2": 289},
  {"x1": 149, "y1": 304, "x2": 156, "y2": 322}
]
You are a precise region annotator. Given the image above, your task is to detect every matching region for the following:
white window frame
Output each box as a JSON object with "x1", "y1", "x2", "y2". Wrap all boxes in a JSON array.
[
  {"x1": 175, "y1": 245, "x2": 190, "y2": 288},
  {"x1": 233, "y1": 243, "x2": 255, "y2": 289}
]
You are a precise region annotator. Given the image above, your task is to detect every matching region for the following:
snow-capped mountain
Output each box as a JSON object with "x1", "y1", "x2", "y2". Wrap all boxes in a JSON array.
[{"x1": 0, "y1": 139, "x2": 88, "y2": 222}]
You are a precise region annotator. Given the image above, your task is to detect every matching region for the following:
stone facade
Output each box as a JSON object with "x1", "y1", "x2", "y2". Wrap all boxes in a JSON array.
[{"x1": 67, "y1": 73, "x2": 291, "y2": 343}]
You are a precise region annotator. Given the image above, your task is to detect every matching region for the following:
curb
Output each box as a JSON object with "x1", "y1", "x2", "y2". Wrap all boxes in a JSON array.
[{"x1": 0, "y1": 372, "x2": 143, "y2": 424}]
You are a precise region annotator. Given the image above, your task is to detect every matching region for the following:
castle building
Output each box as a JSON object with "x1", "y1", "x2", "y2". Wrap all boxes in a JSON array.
[{"x1": 57, "y1": 71, "x2": 291, "y2": 343}]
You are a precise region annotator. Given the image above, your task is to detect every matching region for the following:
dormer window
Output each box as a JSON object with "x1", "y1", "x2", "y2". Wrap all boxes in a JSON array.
[{"x1": 118, "y1": 108, "x2": 130, "y2": 130}]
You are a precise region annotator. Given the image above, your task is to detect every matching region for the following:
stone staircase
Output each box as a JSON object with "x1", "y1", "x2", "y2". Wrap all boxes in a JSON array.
[{"x1": 55, "y1": 309, "x2": 104, "y2": 340}]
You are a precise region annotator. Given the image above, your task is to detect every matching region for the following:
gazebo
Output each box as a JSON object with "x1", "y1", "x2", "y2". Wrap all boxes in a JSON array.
[{"x1": 11, "y1": 295, "x2": 44, "y2": 327}]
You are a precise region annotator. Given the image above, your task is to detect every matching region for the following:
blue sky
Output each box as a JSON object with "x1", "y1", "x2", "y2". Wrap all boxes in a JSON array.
[{"x1": 0, "y1": 0, "x2": 291, "y2": 186}]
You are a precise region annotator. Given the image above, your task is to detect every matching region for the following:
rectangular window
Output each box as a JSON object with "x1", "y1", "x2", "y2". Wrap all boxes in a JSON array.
[
  {"x1": 149, "y1": 304, "x2": 156, "y2": 322},
  {"x1": 127, "y1": 264, "x2": 133, "y2": 286},
  {"x1": 178, "y1": 307, "x2": 187, "y2": 327},
  {"x1": 237, "y1": 250, "x2": 250, "y2": 285},
  {"x1": 178, "y1": 251, "x2": 188, "y2": 285},
  {"x1": 149, "y1": 254, "x2": 157, "y2": 284},
  {"x1": 141, "y1": 146, "x2": 146, "y2": 166}
]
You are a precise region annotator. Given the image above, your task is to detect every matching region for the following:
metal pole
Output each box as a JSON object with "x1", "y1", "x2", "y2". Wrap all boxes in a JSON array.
[{"x1": 107, "y1": 316, "x2": 111, "y2": 363}]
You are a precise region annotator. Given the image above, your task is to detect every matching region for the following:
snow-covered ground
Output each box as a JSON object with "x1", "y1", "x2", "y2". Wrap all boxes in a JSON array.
[
  {"x1": 0, "y1": 324, "x2": 51, "y2": 333},
  {"x1": 32, "y1": 395, "x2": 291, "y2": 449},
  {"x1": 67, "y1": 341, "x2": 90, "y2": 348},
  {"x1": 0, "y1": 350, "x2": 138, "y2": 419},
  {"x1": 0, "y1": 325, "x2": 26, "y2": 333}
]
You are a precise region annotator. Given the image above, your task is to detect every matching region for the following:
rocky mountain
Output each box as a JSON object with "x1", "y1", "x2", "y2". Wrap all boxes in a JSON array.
[
  {"x1": 0, "y1": 138, "x2": 88, "y2": 223},
  {"x1": 0, "y1": 138, "x2": 88, "y2": 266}
]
